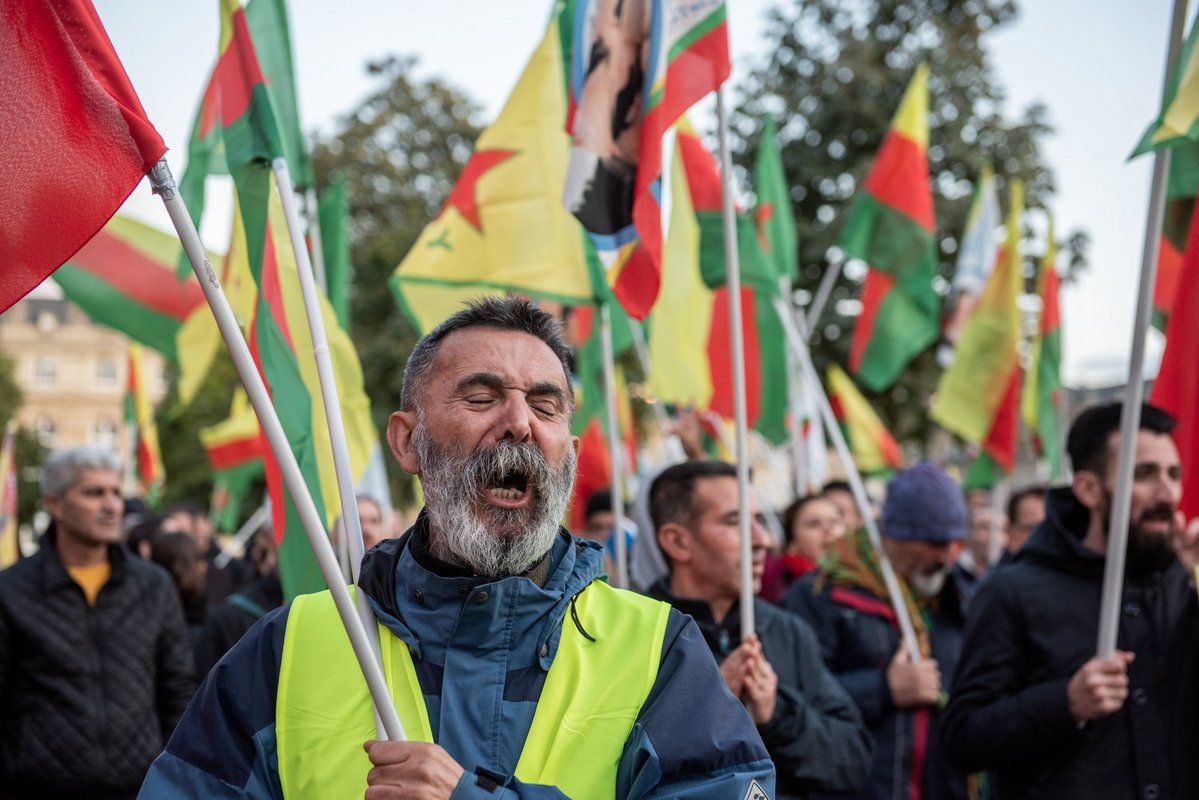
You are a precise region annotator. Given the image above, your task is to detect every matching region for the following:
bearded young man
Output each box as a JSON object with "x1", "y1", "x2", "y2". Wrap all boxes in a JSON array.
[
  {"x1": 942, "y1": 403, "x2": 1199, "y2": 800},
  {"x1": 139, "y1": 297, "x2": 774, "y2": 799}
]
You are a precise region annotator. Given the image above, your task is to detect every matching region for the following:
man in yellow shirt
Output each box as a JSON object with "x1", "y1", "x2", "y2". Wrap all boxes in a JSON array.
[{"x1": 0, "y1": 446, "x2": 194, "y2": 800}]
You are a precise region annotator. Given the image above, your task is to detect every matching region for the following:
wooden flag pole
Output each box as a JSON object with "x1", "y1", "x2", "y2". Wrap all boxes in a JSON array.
[
  {"x1": 599, "y1": 302, "x2": 630, "y2": 589},
  {"x1": 716, "y1": 87, "x2": 756, "y2": 639},
  {"x1": 148, "y1": 158, "x2": 406, "y2": 741},
  {"x1": 774, "y1": 295, "x2": 923, "y2": 660},
  {"x1": 1097, "y1": 0, "x2": 1189, "y2": 657}
]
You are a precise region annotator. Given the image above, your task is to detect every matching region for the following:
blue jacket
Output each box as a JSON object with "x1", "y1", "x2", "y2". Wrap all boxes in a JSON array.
[
  {"x1": 783, "y1": 571, "x2": 969, "y2": 800},
  {"x1": 139, "y1": 517, "x2": 774, "y2": 798}
]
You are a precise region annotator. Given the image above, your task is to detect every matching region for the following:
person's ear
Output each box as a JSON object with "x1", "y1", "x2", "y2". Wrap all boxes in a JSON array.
[
  {"x1": 1073, "y1": 470, "x2": 1104, "y2": 511},
  {"x1": 387, "y1": 411, "x2": 420, "y2": 475},
  {"x1": 570, "y1": 434, "x2": 580, "y2": 456},
  {"x1": 42, "y1": 496, "x2": 61, "y2": 524},
  {"x1": 656, "y1": 522, "x2": 693, "y2": 565}
]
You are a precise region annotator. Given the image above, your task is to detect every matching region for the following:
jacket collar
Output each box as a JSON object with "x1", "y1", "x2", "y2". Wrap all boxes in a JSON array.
[{"x1": 37, "y1": 526, "x2": 128, "y2": 593}]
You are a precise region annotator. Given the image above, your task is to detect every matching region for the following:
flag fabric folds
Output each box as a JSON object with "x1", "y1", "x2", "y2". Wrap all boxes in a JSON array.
[
  {"x1": 125, "y1": 344, "x2": 165, "y2": 503},
  {"x1": 200, "y1": 390, "x2": 264, "y2": 533},
  {"x1": 842, "y1": 64, "x2": 940, "y2": 391},
  {"x1": 0, "y1": 422, "x2": 18, "y2": 569},
  {"x1": 942, "y1": 164, "x2": 1001, "y2": 353},
  {"x1": 391, "y1": 15, "x2": 595, "y2": 335},
  {"x1": 1022, "y1": 220, "x2": 1064, "y2": 480},
  {"x1": 55, "y1": 216, "x2": 210, "y2": 362},
  {"x1": 827, "y1": 365, "x2": 904, "y2": 475},
  {"x1": 1132, "y1": 13, "x2": 1199, "y2": 157},
  {"x1": 318, "y1": 175, "x2": 352, "y2": 330},
  {"x1": 563, "y1": 0, "x2": 730, "y2": 320},
  {"x1": 932, "y1": 179, "x2": 1025, "y2": 476},
  {"x1": 1150, "y1": 197, "x2": 1199, "y2": 520},
  {"x1": 0, "y1": 0, "x2": 166, "y2": 313}
]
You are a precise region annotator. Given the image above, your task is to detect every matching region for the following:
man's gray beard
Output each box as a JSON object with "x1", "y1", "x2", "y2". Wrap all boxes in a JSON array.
[
  {"x1": 907, "y1": 568, "x2": 948, "y2": 599},
  {"x1": 412, "y1": 424, "x2": 577, "y2": 577}
]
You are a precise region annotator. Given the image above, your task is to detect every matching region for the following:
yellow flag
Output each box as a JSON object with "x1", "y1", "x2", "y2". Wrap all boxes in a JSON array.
[{"x1": 390, "y1": 18, "x2": 593, "y2": 334}]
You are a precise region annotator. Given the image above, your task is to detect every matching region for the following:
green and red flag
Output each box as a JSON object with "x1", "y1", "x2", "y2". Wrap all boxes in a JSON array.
[
  {"x1": 933, "y1": 179, "x2": 1025, "y2": 482},
  {"x1": 1132, "y1": 12, "x2": 1199, "y2": 157},
  {"x1": 177, "y1": 0, "x2": 310, "y2": 275},
  {"x1": 842, "y1": 64, "x2": 940, "y2": 391},
  {"x1": 1151, "y1": 196, "x2": 1199, "y2": 519},
  {"x1": 200, "y1": 390, "x2": 264, "y2": 533},
  {"x1": 563, "y1": 0, "x2": 730, "y2": 320},
  {"x1": 646, "y1": 121, "x2": 788, "y2": 444},
  {"x1": 125, "y1": 344, "x2": 165, "y2": 504},
  {"x1": 391, "y1": 10, "x2": 595, "y2": 335},
  {"x1": 1022, "y1": 219, "x2": 1064, "y2": 480},
  {"x1": 0, "y1": 0, "x2": 166, "y2": 312},
  {"x1": 55, "y1": 216, "x2": 210, "y2": 362},
  {"x1": 827, "y1": 364, "x2": 904, "y2": 475},
  {"x1": 0, "y1": 421, "x2": 18, "y2": 569}
]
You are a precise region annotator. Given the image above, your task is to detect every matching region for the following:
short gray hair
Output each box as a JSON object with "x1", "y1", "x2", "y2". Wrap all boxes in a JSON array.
[
  {"x1": 40, "y1": 446, "x2": 121, "y2": 499},
  {"x1": 400, "y1": 296, "x2": 574, "y2": 414}
]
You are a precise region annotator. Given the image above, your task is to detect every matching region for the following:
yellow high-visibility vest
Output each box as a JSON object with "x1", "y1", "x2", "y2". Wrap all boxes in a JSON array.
[{"x1": 276, "y1": 581, "x2": 670, "y2": 798}]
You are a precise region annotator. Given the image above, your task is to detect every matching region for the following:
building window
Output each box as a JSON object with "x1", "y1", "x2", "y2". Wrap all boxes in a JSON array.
[
  {"x1": 34, "y1": 357, "x2": 56, "y2": 387},
  {"x1": 34, "y1": 418, "x2": 55, "y2": 448},
  {"x1": 93, "y1": 419, "x2": 119, "y2": 450},
  {"x1": 95, "y1": 358, "x2": 118, "y2": 388}
]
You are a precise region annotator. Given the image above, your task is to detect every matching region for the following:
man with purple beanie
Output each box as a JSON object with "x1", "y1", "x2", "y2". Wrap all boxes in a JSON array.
[{"x1": 783, "y1": 462, "x2": 972, "y2": 800}]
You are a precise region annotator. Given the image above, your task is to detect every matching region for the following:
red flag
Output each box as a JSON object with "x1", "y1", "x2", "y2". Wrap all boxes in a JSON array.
[
  {"x1": 1150, "y1": 198, "x2": 1199, "y2": 519},
  {"x1": 0, "y1": 0, "x2": 166, "y2": 313}
]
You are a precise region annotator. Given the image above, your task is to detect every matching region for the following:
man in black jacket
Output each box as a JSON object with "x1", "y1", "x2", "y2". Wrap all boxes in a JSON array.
[
  {"x1": 648, "y1": 460, "x2": 874, "y2": 799},
  {"x1": 942, "y1": 403, "x2": 1199, "y2": 799},
  {"x1": 0, "y1": 446, "x2": 194, "y2": 800}
]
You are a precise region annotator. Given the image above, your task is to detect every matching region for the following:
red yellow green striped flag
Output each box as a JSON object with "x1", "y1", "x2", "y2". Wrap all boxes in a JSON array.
[
  {"x1": 200, "y1": 390, "x2": 264, "y2": 533},
  {"x1": 563, "y1": 0, "x2": 730, "y2": 320},
  {"x1": 646, "y1": 122, "x2": 787, "y2": 444},
  {"x1": 932, "y1": 179, "x2": 1025, "y2": 480},
  {"x1": 124, "y1": 344, "x2": 164, "y2": 503},
  {"x1": 391, "y1": 11, "x2": 595, "y2": 335},
  {"x1": 1022, "y1": 220, "x2": 1063, "y2": 479},
  {"x1": 177, "y1": 0, "x2": 308, "y2": 275},
  {"x1": 0, "y1": 421, "x2": 18, "y2": 569},
  {"x1": 827, "y1": 364, "x2": 904, "y2": 475},
  {"x1": 54, "y1": 216, "x2": 209, "y2": 362},
  {"x1": 843, "y1": 64, "x2": 939, "y2": 391}
]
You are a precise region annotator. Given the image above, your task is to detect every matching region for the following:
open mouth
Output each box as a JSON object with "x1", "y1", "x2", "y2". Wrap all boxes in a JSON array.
[{"x1": 485, "y1": 468, "x2": 533, "y2": 507}]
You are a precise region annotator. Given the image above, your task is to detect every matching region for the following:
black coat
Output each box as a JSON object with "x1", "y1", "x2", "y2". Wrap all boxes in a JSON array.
[
  {"x1": 941, "y1": 487, "x2": 1199, "y2": 800},
  {"x1": 783, "y1": 567, "x2": 970, "y2": 800},
  {"x1": 650, "y1": 581, "x2": 874, "y2": 800},
  {"x1": 193, "y1": 573, "x2": 283, "y2": 677},
  {"x1": 0, "y1": 532, "x2": 195, "y2": 800}
]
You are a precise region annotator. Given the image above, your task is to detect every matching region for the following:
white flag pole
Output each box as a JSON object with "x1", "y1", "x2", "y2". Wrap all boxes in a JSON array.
[
  {"x1": 272, "y1": 160, "x2": 386, "y2": 736},
  {"x1": 715, "y1": 87, "x2": 756, "y2": 639},
  {"x1": 599, "y1": 303, "x2": 630, "y2": 589},
  {"x1": 148, "y1": 159, "x2": 406, "y2": 741},
  {"x1": 1097, "y1": 0, "x2": 1189, "y2": 657},
  {"x1": 774, "y1": 295, "x2": 923, "y2": 660}
]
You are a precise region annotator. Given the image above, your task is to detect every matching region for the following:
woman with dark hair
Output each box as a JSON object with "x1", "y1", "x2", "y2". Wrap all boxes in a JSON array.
[{"x1": 760, "y1": 494, "x2": 847, "y2": 604}]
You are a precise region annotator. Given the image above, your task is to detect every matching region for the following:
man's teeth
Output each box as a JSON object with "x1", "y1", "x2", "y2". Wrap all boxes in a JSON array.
[{"x1": 489, "y1": 487, "x2": 522, "y2": 501}]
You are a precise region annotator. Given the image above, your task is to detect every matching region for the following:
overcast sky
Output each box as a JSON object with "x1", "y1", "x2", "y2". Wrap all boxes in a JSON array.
[{"x1": 91, "y1": 0, "x2": 1184, "y2": 388}]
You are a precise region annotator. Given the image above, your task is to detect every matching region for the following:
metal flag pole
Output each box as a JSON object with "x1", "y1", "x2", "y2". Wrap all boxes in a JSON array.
[
  {"x1": 782, "y1": 276, "x2": 809, "y2": 497},
  {"x1": 1097, "y1": 0, "x2": 1189, "y2": 657},
  {"x1": 805, "y1": 259, "x2": 843, "y2": 334},
  {"x1": 148, "y1": 158, "x2": 406, "y2": 741},
  {"x1": 716, "y1": 87, "x2": 756, "y2": 639},
  {"x1": 774, "y1": 295, "x2": 923, "y2": 659},
  {"x1": 599, "y1": 302, "x2": 630, "y2": 589}
]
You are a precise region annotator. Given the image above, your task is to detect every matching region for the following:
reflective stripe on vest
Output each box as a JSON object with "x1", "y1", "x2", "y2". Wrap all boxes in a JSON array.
[{"x1": 276, "y1": 581, "x2": 669, "y2": 798}]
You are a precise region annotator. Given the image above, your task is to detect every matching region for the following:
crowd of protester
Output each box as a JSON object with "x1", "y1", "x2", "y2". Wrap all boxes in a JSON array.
[{"x1": 1, "y1": 392, "x2": 1196, "y2": 798}]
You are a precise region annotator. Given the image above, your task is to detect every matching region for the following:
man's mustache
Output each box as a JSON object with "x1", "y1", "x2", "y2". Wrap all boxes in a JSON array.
[{"x1": 1137, "y1": 503, "x2": 1175, "y2": 524}]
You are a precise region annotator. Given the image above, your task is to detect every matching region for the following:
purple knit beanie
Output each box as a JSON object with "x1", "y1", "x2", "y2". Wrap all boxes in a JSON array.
[{"x1": 881, "y1": 461, "x2": 967, "y2": 542}]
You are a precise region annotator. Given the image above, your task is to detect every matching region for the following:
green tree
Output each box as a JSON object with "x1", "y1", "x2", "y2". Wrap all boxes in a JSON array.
[
  {"x1": 310, "y1": 57, "x2": 482, "y2": 506},
  {"x1": 0, "y1": 352, "x2": 49, "y2": 528},
  {"x1": 732, "y1": 0, "x2": 1088, "y2": 446}
]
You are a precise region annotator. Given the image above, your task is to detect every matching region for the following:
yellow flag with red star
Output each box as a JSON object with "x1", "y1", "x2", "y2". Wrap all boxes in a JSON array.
[{"x1": 389, "y1": 11, "x2": 594, "y2": 334}]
